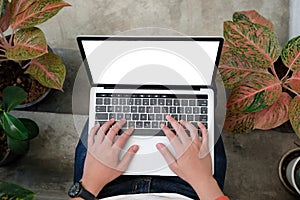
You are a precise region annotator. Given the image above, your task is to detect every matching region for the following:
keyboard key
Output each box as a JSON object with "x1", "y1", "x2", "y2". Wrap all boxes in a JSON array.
[
  {"x1": 174, "y1": 99, "x2": 180, "y2": 106},
  {"x1": 177, "y1": 107, "x2": 184, "y2": 113},
  {"x1": 109, "y1": 113, "x2": 116, "y2": 119},
  {"x1": 96, "y1": 113, "x2": 108, "y2": 120},
  {"x1": 125, "y1": 114, "x2": 131, "y2": 120},
  {"x1": 136, "y1": 122, "x2": 143, "y2": 128},
  {"x1": 138, "y1": 106, "x2": 146, "y2": 113},
  {"x1": 115, "y1": 106, "x2": 122, "y2": 112},
  {"x1": 185, "y1": 107, "x2": 192, "y2": 114},
  {"x1": 189, "y1": 100, "x2": 196, "y2": 106},
  {"x1": 135, "y1": 99, "x2": 141, "y2": 105},
  {"x1": 181, "y1": 100, "x2": 188, "y2": 106},
  {"x1": 123, "y1": 106, "x2": 130, "y2": 112},
  {"x1": 171, "y1": 114, "x2": 179, "y2": 121},
  {"x1": 117, "y1": 113, "x2": 124, "y2": 120},
  {"x1": 112, "y1": 98, "x2": 118, "y2": 105},
  {"x1": 128, "y1": 121, "x2": 135, "y2": 128},
  {"x1": 158, "y1": 99, "x2": 165, "y2": 105},
  {"x1": 201, "y1": 107, "x2": 208, "y2": 114},
  {"x1": 127, "y1": 99, "x2": 134, "y2": 105},
  {"x1": 104, "y1": 98, "x2": 111, "y2": 105},
  {"x1": 133, "y1": 114, "x2": 139, "y2": 120},
  {"x1": 148, "y1": 114, "x2": 155, "y2": 120},
  {"x1": 140, "y1": 114, "x2": 147, "y2": 120},
  {"x1": 144, "y1": 122, "x2": 151, "y2": 128},
  {"x1": 170, "y1": 107, "x2": 176, "y2": 113},
  {"x1": 197, "y1": 100, "x2": 208, "y2": 106},
  {"x1": 152, "y1": 121, "x2": 159, "y2": 128},
  {"x1": 150, "y1": 99, "x2": 157, "y2": 105},
  {"x1": 193, "y1": 107, "x2": 200, "y2": 114},
  {"x1": 96, "y1": 106, "x2": 106, "y2": 112},
  {"x1": 156, "y1": 114, "x2": 162, "y2": 120},
  {"x1": 166, "y1": 99, "x2": 172, "y2": 106},
  {"x1": 143, "y1": 99, "x2": 149, "y2": 105},
  {"x1": 107, "y1": 106, "x2": 114, "y2": 112},
  {"x1": 179, "y1": 114, "x2": 186, "y2": 121},
  {"x1": 187, "y1": 115, "x2": 194, "y2": 121},
  {"x1": 96, "y1": 98, "x2": 103, "y2": 105},
  {"x1": 162, "y1": 107, "x2": 168, "y2": 113},
  {"x1": 131, "y1": 106, "x2": 138, "y2": 113},
  {"x1": 146, "y1": 106, "x2": 153, "y2": 113},
  {"x1": 154, "y1": 107, "x2": 161, "y2": 113},
  {"x1": 119, "y1": 98, "x2": 126, "y2": 105},
  {"x1": 191, "y1": 122, "x2": 198, "y2": 128}
]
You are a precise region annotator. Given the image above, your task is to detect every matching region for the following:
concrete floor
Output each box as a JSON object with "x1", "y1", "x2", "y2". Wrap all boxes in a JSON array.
[{"x1": 1, "y1": 49, "x2": 299, "y2": 199}]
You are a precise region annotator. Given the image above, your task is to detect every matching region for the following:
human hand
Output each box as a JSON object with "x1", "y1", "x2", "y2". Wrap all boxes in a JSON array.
[
  {"x1": 156, "y1": 115, "x2": 223, "y2": 200},
  {"x1": 80, "y1": 118, "x2": 139, "y2": 196}
]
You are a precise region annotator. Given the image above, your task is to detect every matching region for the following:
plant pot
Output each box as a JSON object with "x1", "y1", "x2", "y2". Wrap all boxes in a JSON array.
[{"x1": 279, "y1": 148, "x2": 300, "y2": 196}]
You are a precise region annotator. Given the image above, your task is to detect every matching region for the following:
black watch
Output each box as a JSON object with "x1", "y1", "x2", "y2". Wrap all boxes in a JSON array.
[{"x1": 68, "y1": 181, "x2": 98, "y2": 200}]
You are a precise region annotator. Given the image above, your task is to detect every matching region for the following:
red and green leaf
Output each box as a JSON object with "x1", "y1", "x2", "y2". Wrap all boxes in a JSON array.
[
  {"x1": 224, "y1": 20, "x2": 280, "y2": 69},
  {"x1": 0, "y1": 1, "x2": 11, "y2": 32},
  {"x1": 5, "y1": 27, "x2": 47, "y2": 60},
  {"x1": 289, "y1": 96, "x2": 300, "y2": 138},
  {"x1": 227, "y1": 73, "x2": 282, "y2": 113},
  {"x1": 10, "y1": 0, "x2": 35, "y2": 19},
  {"x1": 219, "y1": 43, "x2": 268, "y2": 89},
  {"x1": 254, "y1": 92, "x2": 292, "y2": 130},
  {"x1": 289, "y1": 69, "x2": 300, "y2": 93},
  {"x1": 233, "y1": 10, "x2": 274, "y2": 30},
  {"x1": 223, "y1": 110, "x2": 255, "y2": 134},
  {"x1": 11, "y1": 0, "x2": 71, "y2": 29},
  {"x1": 25, "y1": 52, "x2": 66, "y2": 91},
  {"x1": 281, "y1": 35, "x2": 300, "y2": 71}
]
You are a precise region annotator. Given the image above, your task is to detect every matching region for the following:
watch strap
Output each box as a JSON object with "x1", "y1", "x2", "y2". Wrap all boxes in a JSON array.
[{"x1": 79, "y1": 181, "x2": 98, "y2": 200}]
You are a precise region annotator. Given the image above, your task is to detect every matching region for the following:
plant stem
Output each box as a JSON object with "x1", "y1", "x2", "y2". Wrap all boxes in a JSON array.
[
  {"x1": 271, "y1": 64, "x2": 280, "y2": 81},
  {"x1": 22, "y1": 61, "x2": 31, "y2": 70},
  {"x1": 0, "y1": 59, "x2": 9, "y2": 62},
  {"x1": 283, "y1": 84, "x2": 300, "y2": 96}
]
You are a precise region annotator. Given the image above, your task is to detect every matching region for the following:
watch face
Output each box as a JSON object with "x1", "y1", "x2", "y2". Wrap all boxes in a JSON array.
[{"x1": 68, "y1": 182, "x2": 81, "y2": 197}]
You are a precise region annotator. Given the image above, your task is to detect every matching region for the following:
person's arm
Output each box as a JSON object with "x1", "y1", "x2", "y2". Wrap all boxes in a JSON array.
[
  {"x1": 156, "y1": 115, "x2": 227, "y2": 200},
  {"x1": 69, "y1": 118, "x2": 139, "y2": 200}
]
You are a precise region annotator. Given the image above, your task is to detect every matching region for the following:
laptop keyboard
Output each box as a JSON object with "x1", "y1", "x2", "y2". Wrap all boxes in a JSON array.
[{"x1": 94, "y1": 93, "x2": 208, "y2": 135}]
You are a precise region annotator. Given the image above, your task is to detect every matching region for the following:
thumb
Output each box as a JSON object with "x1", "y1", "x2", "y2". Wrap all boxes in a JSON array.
[
  {"x1": 118, "y1": 145, "x2": 139, "y2": 171},
  {"x1": 156, "y1": 143, "x2": 177, "y2": 171}
]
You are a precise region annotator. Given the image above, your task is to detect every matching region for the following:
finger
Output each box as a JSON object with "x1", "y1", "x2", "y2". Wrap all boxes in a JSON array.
[
  {"x1": 156, "y1": 143, "x2": 177, "y2": 171},
  {"x1": 118, "y1": 145, "x2": 139, "y2": 172},
  {"x1": 105, "y1": 119, "x2": 126, "y2": 144},
  {"x1": 198, "y1": 122, "x2": 209, "y2": 148},
  {"x1": 161, "y1": 124, "x2": 182, "y2": 153},
  {"x1": 166, "y1": 115, "x2": 189, "y2": 144},
  {"x1": 95, "y1": 119, "x2": 115, "y2": 144},
  {"x1": 88, "y1": 123, "x2": 100, "y2": 148},
  {"x1": 180, "y1": 120, "x2": 199, "y2": 142},
  {"x1": 113, "y1": 127, "x2": 134, "y2": 149}
]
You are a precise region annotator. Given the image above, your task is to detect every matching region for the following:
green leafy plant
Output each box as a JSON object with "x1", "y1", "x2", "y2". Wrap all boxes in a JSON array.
[
  {"x1": 0, "y1": 181, "x2": 35, "y2": 200},
  {"x1": 0, "y1": 86, "x2": 38, "y2": 156},
  {"x1": 0, "y1": 0, "x2": 70, "y2": 91},
  {"x1": 220, "y1": 10, "x2": 300, "y2": 137}
]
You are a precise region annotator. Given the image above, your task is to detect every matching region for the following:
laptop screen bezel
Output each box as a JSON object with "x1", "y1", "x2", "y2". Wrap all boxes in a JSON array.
[{"x1": 76, "y1": 36, "x2": 224, "y2": 90}]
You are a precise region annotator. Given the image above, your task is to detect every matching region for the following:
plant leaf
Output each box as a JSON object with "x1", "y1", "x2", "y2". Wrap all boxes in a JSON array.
[
  {"x1": 0, "y1": 181, "x2": 35, "y2": 199},
  {"x1": 289, "y1": 68, "x2": 300, "y2": 93},
  {"x1": 227, "y1": 73, "x2": 282, "y2": 113},
  {"x1": 219, "y1": 43, "x2": 268, "y2": 89},
  {"x1": 1, "y1": 112, "x2": 28, "y2": 140},
  {"x1": 2, "y1": 86, "x2": 27, "y2": 112},
  {"x1": 7, "y1": 136, "x2": 29, "y2": 155},
  {"x1": 224, "y1": 20, "x2": 280, "y2": 69},
  {"x1": 281, "y1": 35, "x2": 300, "y2": 71},
  {"x1": 254, "y1": 92, "x2": 292, "y2": 130},
  {"x1": 233, "y1": 10, "x2": 274, "y2": 30},
  {"x1": 0, "y1": 1, "x2": 11, "y2": 32},
  {"x1": 10, "y1": 0, "x2": 35, "y2": 19},
  {"x1": 223, "y1": 109, "x2": 255, "y2": 134},
  {"x1": 289, "y1": 96, "x2": 300, "y2": 138},
  {"x1": 19, "y1": 118, "x2": 39, "y2": 140},
  {"x1": 5, "y1": 27, "x2": 48, "y2": 60},
  {"x1": 11, "y1": 0, "x2": 71, "y2": 29},
  {"x1": 26, "y1": 52, "x2": 66, "y2": 91}
]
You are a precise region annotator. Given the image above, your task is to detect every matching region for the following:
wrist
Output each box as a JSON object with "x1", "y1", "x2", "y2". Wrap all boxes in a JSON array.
[
  {"x1": 190, "y1": 176, "x2": 224, "y2": 200},
  {"x1": 80, "y1": 178, "x2": 105, "y2": 197}
]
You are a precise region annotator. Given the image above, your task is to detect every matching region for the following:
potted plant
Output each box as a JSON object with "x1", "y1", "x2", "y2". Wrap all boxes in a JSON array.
[
  {"x1": 279, "y1": 148, "x2": 300, "y2": 196},
  {"x1": 0, "y1": 181, "x2": 35, "y2": 199},
  {"x1": 0, "y1": 86, "x2": 39, "y2": 166},
  {"x1": 0, "y1": 0, "x2": 70, "y2": 106},
  {"x1": 219, "y1": 10, "x2": 300, "y2": 137}
]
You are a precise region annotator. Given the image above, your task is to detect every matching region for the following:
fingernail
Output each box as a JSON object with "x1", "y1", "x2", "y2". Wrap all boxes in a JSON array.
[
  {"x1": 132, "y1": 145, "x2": 139, "y2": 152},
  {"x1": 160, "y1": 124, "x2": 165, "y2": 128}
]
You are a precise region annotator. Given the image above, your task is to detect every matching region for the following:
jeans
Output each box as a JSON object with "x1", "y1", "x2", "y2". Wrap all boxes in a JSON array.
[{"x1": 74, "y1": 121, "x2": 227, "y2": 199}]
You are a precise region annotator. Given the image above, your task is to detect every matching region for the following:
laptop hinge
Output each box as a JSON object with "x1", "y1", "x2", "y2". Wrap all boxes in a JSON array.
[{"x1": 99, "y1": 84, "x2": 210, "y2": 90}]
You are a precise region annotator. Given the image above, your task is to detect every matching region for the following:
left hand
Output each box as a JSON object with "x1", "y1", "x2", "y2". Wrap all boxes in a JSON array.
[{"x1": 80, "y1": 118, "x2": 139, "y2": 196}]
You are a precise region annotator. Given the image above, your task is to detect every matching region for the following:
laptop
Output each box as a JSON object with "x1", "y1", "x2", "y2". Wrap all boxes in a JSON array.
[{"x1": 77, "y1": 36, "x2": 223, "y2": 176}]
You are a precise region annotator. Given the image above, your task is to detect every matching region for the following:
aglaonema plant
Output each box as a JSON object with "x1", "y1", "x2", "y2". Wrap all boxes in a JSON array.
[
  {"x1": 219, "y1": 10, "x2": 300, "y2": 137},
  {"x1": 0, "y1": 0, "x2": 70, "y2": 90},
  {"x1": 0, "y1": 181, "x2": 35, "y2": 200},
  {"x1": 0, "y1": 86, "x2": 39, "y2": 155}
]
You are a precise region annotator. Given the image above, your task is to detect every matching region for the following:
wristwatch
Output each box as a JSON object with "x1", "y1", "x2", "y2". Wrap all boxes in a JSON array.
[{"x1": 68, "y1": 181, "x2": 98, "y2": 200}]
